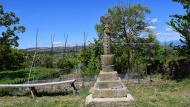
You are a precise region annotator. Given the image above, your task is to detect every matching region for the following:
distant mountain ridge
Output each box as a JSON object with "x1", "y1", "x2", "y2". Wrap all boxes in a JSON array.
[
  {"x1": 160, "y1": 40, "x2": 184, "y2": 46},
  {"x1": 23, "y1": 40, "x2": 184, "y2": 53},
  {"x1": 23, "y1": 46, "x2": 84, "y2": 53}
]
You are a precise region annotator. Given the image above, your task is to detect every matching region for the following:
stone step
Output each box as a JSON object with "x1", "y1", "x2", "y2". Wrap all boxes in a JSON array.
[
  {"x1": 92, "y1": 87, "x2": 128, "y2": 98},
  {"x1": 98, "y1": 71, "x2": 119, "y2": 81},
  {"x1": 102, "y1": 65, "x2": 114, "y2": 72},
  {"x1": 85, "y1": 94, "x2": 134, "y2": 107},
  {"x1": 94, "y1": 79, "x2": 124, "y2": 89}
]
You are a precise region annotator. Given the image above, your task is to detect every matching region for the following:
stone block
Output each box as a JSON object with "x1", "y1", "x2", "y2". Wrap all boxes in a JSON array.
[
  {"x1": 92, "y1": 87, "x2": 128, "y2": 98},
  {"x1": 85, "y1": 94, "x2": 134, "y2": 107},
  {"x1": 102, "y1": 65, "x2": 114, "y2": 72},
  {"x1": 98, "y1": 71, "x2": 119, "y2": 81},
  {"x1": 94, "y1": 79, "x2": 124, "y2": 89},
  {"x1": 101, "y1": 55, "x2": 114, "y2": 65}
]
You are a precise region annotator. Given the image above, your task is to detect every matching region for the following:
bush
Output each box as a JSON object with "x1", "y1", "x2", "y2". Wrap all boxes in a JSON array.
[
  {"x1": 162, "y1": 58, "x2": 190, "y2": 80},
  {"x1": 80, "y1": 56, "x2": 100, "y2": 77},
  {"x1": 0, "y1": 88, "x2": 29, "y2": 96},
  {"x1": 57, "y1": 58, "x2": 74, "y2": 73},
  {"x1": 0, "y1": 49, "x2": 26, "y2": 70},
  {"x1": 42, "y1": 55, "x2": 54, "y2": 68}
]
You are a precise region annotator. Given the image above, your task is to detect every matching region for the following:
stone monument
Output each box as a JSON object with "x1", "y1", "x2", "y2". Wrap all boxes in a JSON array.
[{"x1": 85, "y1": 16, "x2": 134, "y2": 107}]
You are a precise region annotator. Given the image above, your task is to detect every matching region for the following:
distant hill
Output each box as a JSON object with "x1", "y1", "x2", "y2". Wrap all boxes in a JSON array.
[
  {"x1": 23, "y1": 40, "x2": 184, "y2": 53},
  {"x1": 23, "y1": 46, "x2": 84, "y2": 53},
  {"x1": 160, "y1": 40, "x2": 184, "y2": 46}
]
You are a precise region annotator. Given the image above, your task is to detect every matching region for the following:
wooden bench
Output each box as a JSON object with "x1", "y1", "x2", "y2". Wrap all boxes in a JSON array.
[{"x1": 0, "y1": 79, "x2": 79, "y2": 98}]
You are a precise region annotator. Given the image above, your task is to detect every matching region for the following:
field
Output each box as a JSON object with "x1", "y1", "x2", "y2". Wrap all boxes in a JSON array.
[
  {"x1": 1, "y1": 77, "x2": 190, "y2": 107},
  {"x1": 0, "y1": 67, "x2": 62, "y2": 84}
]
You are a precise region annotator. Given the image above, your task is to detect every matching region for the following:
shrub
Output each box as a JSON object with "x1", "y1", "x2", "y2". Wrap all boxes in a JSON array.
[
  {"x1": 0, "y1": 49, "x2": 26, "y2": 70},
  {"x1": 162, "y1": 58, "x2": 190, "y2": 80},
  {"x1": 57, "y1": 58, "x2": 74, "y2": 73},
  {"x1": 42, "y1": 55, "x2": 54, "y2": 68}
]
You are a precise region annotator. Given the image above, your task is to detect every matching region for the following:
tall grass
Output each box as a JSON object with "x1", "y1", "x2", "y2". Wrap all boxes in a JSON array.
[
  {"x1": 0, "y1": 67, "x2": 61, "y2": 84},
  {"x1": 0, "y1": 67, "x2": 64, "y2": 96},
  {"x1": 1, "y1": 79, "x2": 190, "y2": 107},
  {"x1": 0, "y1": 88, "x2": 89, "y2": 107},
  {"x1": 130, "y1": 79, "x2": 190, "y2": 107}
]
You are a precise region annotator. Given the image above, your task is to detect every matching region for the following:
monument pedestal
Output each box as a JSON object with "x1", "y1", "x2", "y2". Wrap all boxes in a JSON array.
[
  {"x1": 85, "y1": 23, "x2": 134, "y2": 107},
  {"x1": 85, "y1": 71, "x2": 134, "y2": 107}
]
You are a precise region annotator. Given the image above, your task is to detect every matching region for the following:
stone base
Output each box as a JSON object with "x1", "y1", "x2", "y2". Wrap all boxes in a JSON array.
[
  {"x1": 98, "y1": 71, "x2": 119, "y2": 81},
  {"x1": 85, "y1": 94, "x2": 134, "y2": 107},
  {"x1": 92, "y1": 87, "x2": 128, "y2": 98}
]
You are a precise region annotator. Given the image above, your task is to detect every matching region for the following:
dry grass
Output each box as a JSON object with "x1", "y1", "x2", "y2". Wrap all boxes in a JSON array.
[
  {"x1": 1, "y1": 77, "x2": 190, "y2": 107},
  {"x1": 129, "y1": 78, "x2": 190, "y2": 107}
]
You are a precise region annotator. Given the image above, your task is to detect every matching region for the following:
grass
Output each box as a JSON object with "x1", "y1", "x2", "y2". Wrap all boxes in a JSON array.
[
  {"x1": 0, "y1": 67, "x2": 65, "y2": 96},
  {"x1": 0, "y1": 88, "x2": 89, "y2": 107},
  {"x1": 0, "y1": 78, "x2": 190, "y2": 107},
  {"x1": 0, "y1": 67, "x2": 61, "y2": 84},
  {"x1": 130, "y1": 79, "x2": 190, "y2": 107}
]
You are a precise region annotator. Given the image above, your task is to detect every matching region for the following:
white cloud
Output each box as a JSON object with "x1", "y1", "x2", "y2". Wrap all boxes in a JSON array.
[
  {"x1": 146, "y1": 26, "x2": 156, "y2": 30},
  {"x1": 157, "y1": 31, "x2": 181, "y2": 41},
  {"x1": 156, "y1": 25, "x2": 179, "y2": 37},
  {"x1": 53, "y1": 42, "x2": 63, "y2": 47},
  {"x1": 162, "y1": 32, "x2": 179, "y2": 36},
  {"x1": 150, "y1": 18, "x2": 158, "y2": 23},
  {"x1": 160, "y1": 25, "x2": 179, "y2": 36},
  {"x1": 165, "y1": 26, "x2": 173, "y2": 32},
  {"x1": 155, "y1": 32, "x2": 161, "y2": 35}
]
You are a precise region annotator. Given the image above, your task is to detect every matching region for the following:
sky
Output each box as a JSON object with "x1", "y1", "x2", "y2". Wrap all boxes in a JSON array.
[{"x1": 0, "y1": 0, "x2": 185, "y2": 49}]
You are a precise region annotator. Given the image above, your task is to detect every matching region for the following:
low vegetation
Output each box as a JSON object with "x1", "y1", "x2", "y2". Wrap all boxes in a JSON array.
[
  {"x1": 130, "y1": 79, "x2": 190, "y2": 107},
  {"x1": 1, "y1": 77, "x2": 190, "y2": 107},
  {"x1": 0, "y1": 67, "x2": 61, "y2": 84}
]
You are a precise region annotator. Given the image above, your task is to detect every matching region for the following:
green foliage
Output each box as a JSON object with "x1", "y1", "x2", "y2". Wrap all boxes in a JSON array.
[
  {"x1": 168, "y1": 0, "x2": 190, "y2": 57},
  {"x1": 0, "y1": 4, "x2": 25, "y2": 70},
  {"x1": 95, "y1": 4, "x2": 161, "y2": 74},
  {"x1": 57, "y1": 55, "x2": 79, "y2": 73},
  {"x1": 79, "y1": 39, "x2": 103, "y2": 76},
  {"x1": 79, "y1": 48, "x2": 91, "y2": 67},
  {"x1": 0, "y1": 67, "x2": 60, "y2": 84},
  {"x1": 0, "y1": 88, "x2": 89, "y2": 107},
  {"x1": 0, "y1": 87, "x2": 30, "y2": 96},
  {"x1": 57, "y1": 58, "x2": 73, "y2": 72},
  {"x1": 1, "y1": 79, "x2": 190, "y2": 107},
  {"x1": 96, "y1": 4, "x2": 150, "y2": 40},
  {"x1": 130, "y1": 79, "x2": 190, "y2": 107},
  {"x1": 111, "y1": 33, "x2": 164, "y2": 74},
  {"x1": 42, "y1": 55, "x2": 54, "y2": 68},
  {"x1": 0, "y1": 48, "x2": 26, "y2": 70},
  {"x1": 163, "y1": 0, "x2": 190, "y2": 80},
  {"x1": 10, "y1": 49, "x2": 26, "y2": 68},
  {"x1": 172, "y1": 0, "x2": 190, "y2": 10},
  {"x1": 161, "y1": 58, "x2": 190, "y2": 80}
]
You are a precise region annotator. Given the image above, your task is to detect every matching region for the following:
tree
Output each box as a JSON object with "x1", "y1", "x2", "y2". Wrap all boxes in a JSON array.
[
  {"x1": 168, "y1": 0, "x2": 190, "y2": 57},
  {"x1": 0, "y1": 4, "x2": 25, "y2": 70},
  {"x1": 96, "y1": 4, "x2": 150, "y2": 41},
  {"x1": 96, "y1": 4, "x2": 151, "y2": 73}
]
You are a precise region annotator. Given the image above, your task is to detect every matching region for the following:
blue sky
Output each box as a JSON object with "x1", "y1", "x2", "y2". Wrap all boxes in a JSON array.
[{"x1": 0, "y1": 0, "x2": 185, "y2": 48}]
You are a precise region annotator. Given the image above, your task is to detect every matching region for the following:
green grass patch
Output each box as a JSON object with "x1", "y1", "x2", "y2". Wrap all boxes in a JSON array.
[
  {"x1": 0, "y1": 67, "x2": 61, "y2": 84},
  {"x1": 1, "y1": 75, "x2": 190, "y2": 107},
  {"x1": 0, "y1": 88, "x2": 89, "y2": 107},
  {"x1": 130, "y1": 79, "x2": 190, "y2": 107}
]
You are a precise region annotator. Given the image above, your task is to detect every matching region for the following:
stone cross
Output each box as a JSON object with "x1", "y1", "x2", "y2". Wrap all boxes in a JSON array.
[
  {"x1": 103, "y1": 24, "x2": 111, "y2": 55},
  {"x1": 85, "y1": 16, "x2": 134, "y2": 107}
]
